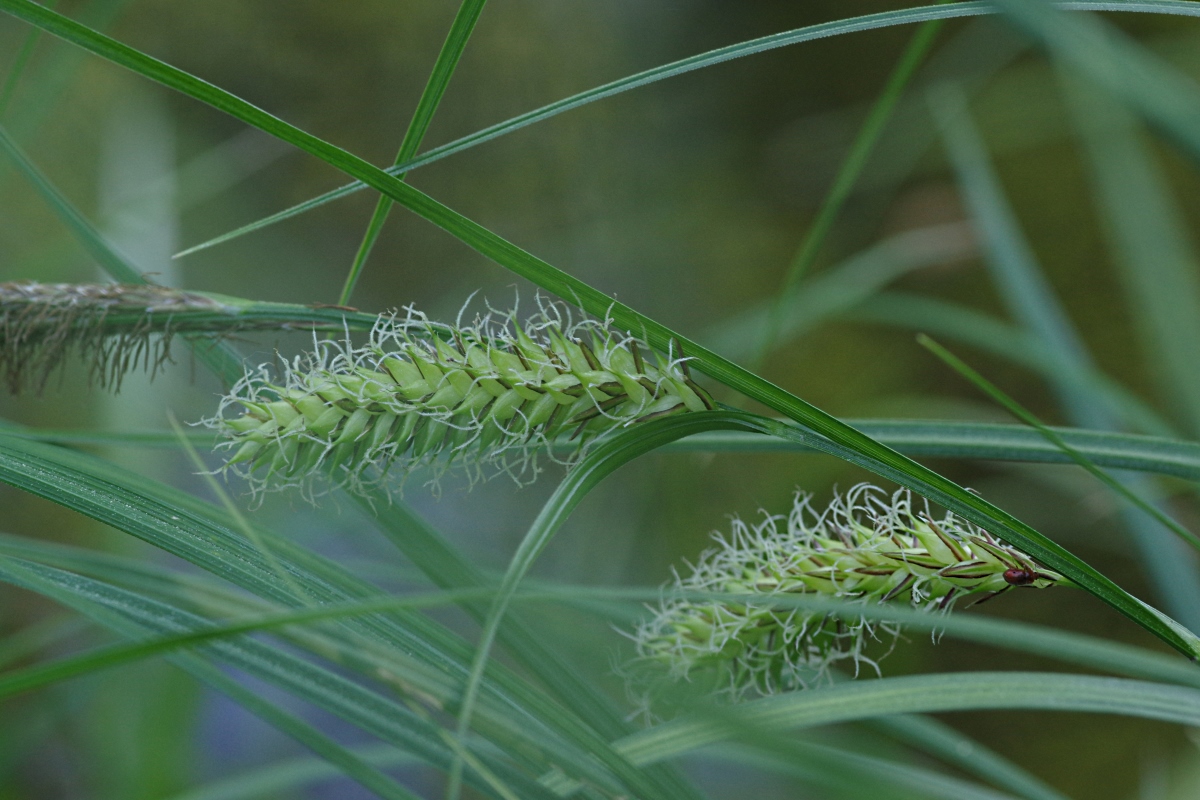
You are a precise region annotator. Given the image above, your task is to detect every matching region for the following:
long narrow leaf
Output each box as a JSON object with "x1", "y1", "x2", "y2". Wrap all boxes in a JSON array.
[
  {"x1": 0, "y1": 557, "x2": 448, "y2": 800},
  {"x1": 16, "y1": 419, "x2": 1200, "y2": 482},
  {"x1": 617, "y1": 672, "x2": 1200, "y2": 766},
  {"x1": 852, "y1": 292, "x2": 1175, "y2": 436},
  {"x1": 0, "y1": 433, "x2": 687, "y2": 799},
  {"x1": 990, "y1": 0, "x2": 1200, "y2": 162},
  {"x1": 338, "y1": 0, "x2": 488, "y2": 304},
  {"x1": 4, "y1": 0, "x2": 1194, "y2": 659},
  {"x1": 919, "y1": 335, "x2": 1200, "y2": 554},
  {"x1": 932, "y1": 84, "x2": 1200, "y2": 627},
  {"x1": 171, "y1": 1, "x2": 1200, "y2": 256}
]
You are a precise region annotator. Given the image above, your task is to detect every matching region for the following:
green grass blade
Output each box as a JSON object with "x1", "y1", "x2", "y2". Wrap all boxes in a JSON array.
[
  {"x1": 853, "y1": 292, "x2": 1175, "y2": 436},
  {"x1": 990, "y1": 0, "x2": 1200, "y2": 161},
  {"x1": 0, "y1": 555, "x2": 580, "y2": 800},
  {"x1": 361, "y1": 498, "x2": 706, "y2": 800},
  {"x1": 1064, "y1": 78, "x2": 1200, "y2": 436},
  {"x1": 13, "y1": 419, "x2": 1200, "y2": 483},
  {"x1": 0, "y1": 434, "x2": 685, "y2": 799},
  {"x1": 708, "y1": 222, "x2": 974, "y2": 358},
  {"x1": 0, "y1": 555, "x2": 658, "y2": 800},
  {"x1": 0, "y1": 432, "x2": 526, "y2": 720},
  {"x1": 664, "y1": 420, "x2": 1200, "y2": 480},
  {"x1": 0, "y1": 588, "x2": 494, "y2": 701},
  {"x1": 10, "y1": 529, "x2": 1197, "y2": 694},
  {"x1": 0, "y1": 576, "x2": 690, "y2": 800},
  {"x1": 616, "y1": 672, "x2": 1200, "y2": 766},
  {"x1": 932, "y1": 82, "x2": 1200, "y2": 628},
  {"x1": 720, "y1": 742, "x2": 1028, "y2": 800},
  {"x1": 868, "y1": 716, "x2": 1068, "y2": 800},
  {"x1": 445, "y1": 413, "x2": 742, "y2": 799},
  {"x1": 171, "y1": 1, "x2": 1200, "y2": 257},
  {"x1": 338, "y1": 0, "x2": 488, "y2": 305},
  {"x1": 6, "y1": 0, "x2": 1195, "y2": 657},
  {"x1": 755, "y1": 17, "x2": 945, "y2": 364},
  {"x1": 0, "y1": 557, "x2": 450, "y2": 800},
  {"x1": 161, "y1": 745, "x2": 415, "y2": 800},
  {"x1": 920, "y1": 335, "x2": 1200, "y2": 556},
  {"x1": 0, "y1": 0, "x2": 59, "y2": 117},
  {"x1": 448, "y1": 408, "x2": 1200, "y2": 793}
]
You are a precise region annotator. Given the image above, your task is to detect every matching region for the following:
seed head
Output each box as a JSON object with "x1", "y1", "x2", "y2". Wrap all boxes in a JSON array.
[
  {"x1": 208, "y1": 300, "x2": 714, "y2": 498},
  {"x1": 0, "y1": 281, "x2": 230, "y2": 392},
  {"x1": 631, "y1": 484, "x2": 1060, "y2": 698}
]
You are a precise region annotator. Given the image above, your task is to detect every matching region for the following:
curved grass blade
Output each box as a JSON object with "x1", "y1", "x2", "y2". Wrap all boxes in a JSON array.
[
  {"x1": 339, "y1": 0, "x2": 488, "y2": 305},
  {"x1": 0, "y1": 556, "x2": 661, "y2": 800},
  {"x1": 21, "y1": 418, "x2": 1200, "y2": 483},
  {"x1": 6, "y1": 0, "x2": 1195, "y2": 657},
  {"x1": 708, "y1": 222, "x2": 976, "y2": 358},
  {"x1": 851, "y1": 292, "x2": 1175, "y2": 437},
  {"x1": 0, "y1": 434, "x2": 687, "y2": 800},
  {"x1": 446, "y1": 407, "x2": 1199, "y2": 793},
  {"x1": 0, "y1": 0, "x2": 59, "y2": 117},
  {"x1": 920, "y1": 335, "x2": 1200, "y2": 556},
  {"x1": 932, "y1": 81, "x2": 1200, "y2": 628},
  {"x1": 445, "y1": 413, "x2": 743, "y2": 798},
  {"x1": 0, "y1": 587, "x2": 492, "y2": 701},
  {"x1": 0, "y1": 523, "x2": 1180, "y2": 800},
  {"x1": 160, "y1": 745, "x2": 415, "y2": 800},
  {"x1": 662, "y1": 420, "x2": 1200, "y2": 481},
  {"x1": 171, "y1": 1, "x2": 1200, "y2": 257},
  {"x1": 867, "y1": 715, "x2": 1067, "y2": 800},
  {"x1": 360, "y1": 498, "x2": 706, "y2": 800},
  {"x1": 615, "y1": 672, "x2": 1200, "y2": 767},
  {"x1": 0, "y1": 557, "x2": 441, "y2": 800},
  {"x1": 722, "y1": 742, "x2": 1027, "y2": 800},
  {"x1": 11, "y1": 527, "x2": 1198, "y2": 747}
]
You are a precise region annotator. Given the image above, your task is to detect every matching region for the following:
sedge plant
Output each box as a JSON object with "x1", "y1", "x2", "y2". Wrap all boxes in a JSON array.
[{"x1": 5, "y1": 3, "x2": 1200, "y2": 800}]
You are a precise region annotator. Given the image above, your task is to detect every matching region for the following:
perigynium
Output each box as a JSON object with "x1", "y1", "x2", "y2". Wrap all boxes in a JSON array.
[
  {"x1": 208, "y1": 299, "x2": 715, "y2": 498},
  {"x1": 631, "y1": 484, "x2": 1061, "y2": 699}
]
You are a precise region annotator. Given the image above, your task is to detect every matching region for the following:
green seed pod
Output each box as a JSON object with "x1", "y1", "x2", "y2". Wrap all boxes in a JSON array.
[
  {"x1": 208, "y1": 300, "x2": 715, "y2": 498},
  {"x1": 631, "y1": 484, "x2": 1061, "y2": 698}
]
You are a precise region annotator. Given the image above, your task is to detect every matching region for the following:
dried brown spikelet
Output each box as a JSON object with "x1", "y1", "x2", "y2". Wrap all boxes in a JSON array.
[{"x1": 0, "y1": 281, "x2": 231, "y2": 393}]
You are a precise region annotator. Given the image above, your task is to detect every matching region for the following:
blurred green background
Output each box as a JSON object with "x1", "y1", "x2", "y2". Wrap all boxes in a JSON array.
[{"x1": 4, "y1": 2, "x2": 1200, "y2": 798}]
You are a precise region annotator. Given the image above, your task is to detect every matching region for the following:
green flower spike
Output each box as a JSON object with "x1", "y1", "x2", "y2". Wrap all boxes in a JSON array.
[
  {"x1": 209, "y1": 300, "x2": 714, "y2": 498},
  {"x1": 632, "y1": 484, "x2": 1061, "y2": 698}
]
